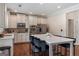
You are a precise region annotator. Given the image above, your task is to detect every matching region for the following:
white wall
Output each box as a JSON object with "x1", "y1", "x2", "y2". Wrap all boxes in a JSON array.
[
  {"x1": 47, "y1": 4, "x2": 79, "y2": 37},
  {"x1": 0, "y1": 3, "x2": 5, "y2": 28},
  {"x1": 71, "y1": 10, "x2": 79, "y2": 44},
  {"x1": 47, "y1": 4, "x2": 79, "y2": 44},
  {"x1": 47, "y1": 13, "x2": 66, "y2": 36}
]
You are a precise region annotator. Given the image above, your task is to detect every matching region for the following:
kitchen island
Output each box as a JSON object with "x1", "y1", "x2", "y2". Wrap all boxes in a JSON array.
[{"x1": 0, "y1": 34, "x2": 14, "y2": 56}]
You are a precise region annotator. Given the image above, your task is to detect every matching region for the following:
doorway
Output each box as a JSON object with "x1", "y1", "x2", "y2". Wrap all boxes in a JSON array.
[
  {"x1": 66, "y1": 12, "x2": 75, "y2": 38},
  {"x1": 67, "y1": 19, "x2": 74, "y2": 38}
]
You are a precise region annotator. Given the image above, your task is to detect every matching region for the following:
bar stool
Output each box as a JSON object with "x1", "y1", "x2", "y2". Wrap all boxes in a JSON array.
[
  {"x1": 31, "y1": 37, "x2": 41, "y2": 56},
  {"x1": 0, "y1": 46, "x2": 11, "y2": 56},
  {"x1": 39, "y1": 40, "x2": 49, "y2": 56},
  {"x1": 30, "y1": 36, "x2": 34, "y2": 45}
]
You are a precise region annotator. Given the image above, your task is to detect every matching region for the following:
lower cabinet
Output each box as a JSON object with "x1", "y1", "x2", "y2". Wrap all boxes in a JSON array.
[
  {"x1": 61, "y1": 45, "x2": 79, "y2": 56},
  {"x1": 13, "y1": 42, "x2": 32, "y2": 56},
  {"x1": 75, "y1": 45, "x2": 79, "y2": 56},
  {"x1": 13, "y1": 43, "x2": 79, "y2": 56}
]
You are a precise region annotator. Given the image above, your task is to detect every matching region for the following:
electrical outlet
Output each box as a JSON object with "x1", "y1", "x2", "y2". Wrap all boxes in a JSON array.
[
  {"x1": 61, "y1": 29, "x2": 63, "y2": 32},
  {"x1": 0, "y1": 51, "x2": 2, "y2": 53}
]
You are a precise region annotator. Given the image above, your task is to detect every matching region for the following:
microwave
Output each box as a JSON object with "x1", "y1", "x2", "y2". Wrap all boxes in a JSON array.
[{"x1": 17, "y1": 23, "x2": 26, "y2": 28}]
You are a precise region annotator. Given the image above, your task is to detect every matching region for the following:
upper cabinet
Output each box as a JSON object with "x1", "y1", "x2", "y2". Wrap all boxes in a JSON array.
[
  {"x1": 6, "y1": 10, "x2": 47, "y2": 28},
  {"x1": 0, "y1": 4, "x2": 5, "y2": 28},
  {"x1": 8, "y1": 14, "x2": 17, "y2": 28},
  {"x1": 17, "y1": 14, "x2": 26, "y2": 23},
  {"x1": 29, "y1": 16, "x2": 37, "y2": 26},
  {"x1": 8, "y1": 13, "x2": 29, "y2": 28},
  {"x1": 29, "y1": 15, "x2": 47, "y2": 26},
  {"x1": 37, "y1": 17, "x2": 47, "y2": 24},
  {"x1": 17, "y1": 14, "x2": 29, "y2": 28}
]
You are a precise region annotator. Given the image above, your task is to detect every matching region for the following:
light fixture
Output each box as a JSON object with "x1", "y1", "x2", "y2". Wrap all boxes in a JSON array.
[
  {"x1": 57, "y1": 6, "x2": 61, "y2": 8},
  {"x1": 40, "y1": 3, "x2": 43, "y2": 5},
  {"x1": 41, "y1": 13, "x2": 45, "y2": 16},
  {"x1": 29, "y1": 12, "x2": 32, "y2": 14},
  {"x1": 14, "y1": 9, "x2": 17, "y2": 12},
  {"x1": 18, "y1": 4, "x2": 22, "y2": 7}
]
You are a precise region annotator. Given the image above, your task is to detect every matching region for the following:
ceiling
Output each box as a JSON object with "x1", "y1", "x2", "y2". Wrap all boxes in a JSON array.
[{"x1": 6, "y1": 3, "x2": 78, "y2": 16}]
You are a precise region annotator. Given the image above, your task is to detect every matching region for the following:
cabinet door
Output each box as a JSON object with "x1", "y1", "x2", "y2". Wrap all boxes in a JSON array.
[
  {"x1": 8, "y1": 15, "x2": 17, "y2": 28},
  {"x1": 13, "y1": 43, "x2": 32, "y2": 56},
  {"x1": 0, "y1": 4, "x2": 5, "y2": 28},
  {"x1": 23, "y1": 43, "x2": 32, "y2": 56},
  {"x1": 14, "y1": 33, "x2": 29, "y2": 43},
  {"x1": 8, "y1": 14, "x2": 28, "y2": 28},
  {"x1": 17, "y1": 14, "x2": 26, "y2": 23},
  {"x1": 75, "y1": 45, "x2": 79, "y2": 56},
  {"x1": 29, "y1": 16, "x2": 37, "y2": 26},
  {"x1": 13, "y1": 44, "x2": 23, "y2": 56},
  {"x1": 37, "y1": 17, "x2": 47, "y2": 24},
  {"x1": 40, "y1": 18, "x2": 47, "y2": 24}
]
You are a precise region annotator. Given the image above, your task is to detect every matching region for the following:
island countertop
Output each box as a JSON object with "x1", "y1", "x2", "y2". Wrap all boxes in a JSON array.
[
  {"x1": 0, "y1": 33, "x2": 14, "y2": 56},
  {"x1": 0, "y1": 34, "x2": 14, "y2": 40}
]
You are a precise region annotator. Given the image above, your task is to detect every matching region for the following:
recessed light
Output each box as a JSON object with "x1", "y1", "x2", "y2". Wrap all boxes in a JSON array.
[
  {"x1": 40, "y1": 3, "x2": 43, "y2": 5},
  {"x1": 57, "y1": 6, "x2": 61, "y2": 8},
  {"x1": 18, "y1": 4, "x2": 22, "y2": 7},
  {"x1": 14, "y1": 10, "x2": 17, "y2": 12},
  {"x1": 29, "y1": 12, "x2": 32, "y2": 14},
  {"x1": 41, "y1": 13, "x2": 45, "y2": 15}
]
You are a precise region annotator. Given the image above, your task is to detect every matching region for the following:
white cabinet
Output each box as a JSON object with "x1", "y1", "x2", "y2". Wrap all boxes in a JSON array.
[
  {"x1": 29, "y1": 16, "x2": 37, "y2": 26},
  {"x1": 8, "y1": 13, "x2": 47, "y2": 28},
  {"x1": 0, "y1": 4, "x2": 5, "y2": 28},
  {"x1": 8, "y1": 14, "x2": 29, "y2": 28},
  {"x1": 38, "y1": 17, "x2": 47, "y2": 24},
  {"x1": 8, "y1": 15, "x2": 17, "y2": 28},
  {"x1": 17, "y1": 14, "x2": 29, "y2": 28},
  {"x1": 29, "y1": 16, "x2": 47, "y2": 26},
  {"x1": 14, "y1": 33, "x2": 29, "y2": 43},
  {"x1": 17, "y1": 14, "x2": 26, "y2": 23}
]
